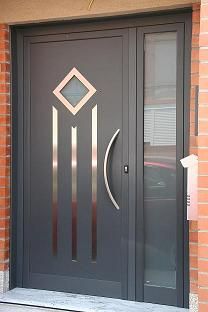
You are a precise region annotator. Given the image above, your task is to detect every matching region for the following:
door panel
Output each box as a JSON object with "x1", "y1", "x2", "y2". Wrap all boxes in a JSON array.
[
  {"x1": 14, "y1": 14, "x2": 190, "y2": 308},
  {"x1": 23, "y1": 30, "x2": 129, "y2": 298}
]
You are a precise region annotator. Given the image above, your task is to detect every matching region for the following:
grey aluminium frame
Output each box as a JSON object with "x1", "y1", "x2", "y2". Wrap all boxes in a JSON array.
[{"x1": 11, "y1": 9, "x2": 191, "y2": 308}]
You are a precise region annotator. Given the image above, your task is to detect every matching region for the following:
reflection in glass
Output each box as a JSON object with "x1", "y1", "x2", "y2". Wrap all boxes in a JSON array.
[
  {"x1": 144, "y1": 32, "x2": 177, "y2": 288},
  {"x1": 60, "y1": 76, "x2": 88, "y2": 107}
]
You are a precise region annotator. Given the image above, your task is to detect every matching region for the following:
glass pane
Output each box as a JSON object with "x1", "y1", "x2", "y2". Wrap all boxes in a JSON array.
[
  {"x1": 61, "y1": 76, "x2": 89, "y2": 107},
  {"x1": 144, "y1": 32, "x2": 177, "y2": 288}
]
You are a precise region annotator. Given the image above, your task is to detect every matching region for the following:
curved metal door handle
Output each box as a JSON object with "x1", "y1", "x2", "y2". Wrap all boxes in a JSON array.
[{"x1": 104, "y1": 129, "x2": 120, "y2": 210}]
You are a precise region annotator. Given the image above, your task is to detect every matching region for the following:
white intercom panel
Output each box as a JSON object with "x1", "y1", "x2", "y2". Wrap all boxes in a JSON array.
[{"x1": 180, "y1": 154, "x2": 198, "y2": 221}]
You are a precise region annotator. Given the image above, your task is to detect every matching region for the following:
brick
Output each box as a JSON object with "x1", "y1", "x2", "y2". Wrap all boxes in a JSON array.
[
  {"x1": 199, "y1": 259, "x2": 208, "y2": 274},
  {"x1": 0, "y1": 105, "x2": 10, "y2": 114},
  {"x1": 199, "y1": 245, "x2": 208, "y2": 258},
  {"x1": 199, "y1": 219, "x2": 208, "y2": 230},
  {"x1": 0, "y1": 238, "x2": 9, "y2": 250},
  {"x1": 199, "y1": 121, "x2": 208, "y2": 134},
  {"x1": 202, "y1": 0, "x2": 208, "y2": 5},
  {"x1": 0, "y1": 188, "x2": 10, "y2": 197},
  {"x1": 199, "y1": 92, "x2": 208, "y2": 104},
  {"x1": 199, "y1": 204, "x2": 208, "y2": 216},
  {"x1": 190, "y1": 268, "x2": 198, "y2": 281},
  {"x1": 199, "y1": 162, "x2": 208, "y2": 175},
  {"x1": 192, "y1": 48, "x2": 200, "y2": 61},
  {"x1": 199, "y1": 232, "x2": 208, "y2": 245},
  {"x1": 0, "y1": 136, "x2": 10, "y2": 146},
  {"x1": 190, "y1": 231, "x2": 198, "y2": 243},
  {"x1": 193, "y1": 10, "x2": 200, "y2": 23},
  {"x1": 200, "y1": 49, "x2": 208, "y2": 62},
  {"x1": 0, "y1": 41, "x2": 9, "y2": 51},
  {"x1": 199, "y1": 77, "x2": 208, "y2": 89},
  {"x1": 190, "y1": 243, "x2": 198, "y2": 255},
  {"x1": 198, "y1": 148, "x2": 208, "y2": 160},
  {"x1": 0, "y1": 72, "x2": 10, "y2": 83},
  {"x1": 199, "y1": 62, "x2": 208, "y2": 75},
  {"x1": 190, "y1": 280, "x2": 198, "y2": 293},
  {"x1": 190, "y1": 255, "x2": 198, "y2": 269},
  {"x1": 193, "y1": 22, "x2": 200, "y2": 36},
  {"x1": 0, "y1": 125, "x2": 10, "y2": 136},
  {"x1": 0, "y1": 31, "x2": 8, "y2": 41},
  {"x1": 0, "y1": 63, "x2": 10, "y2": 73},
  {"x1": 198, "y1": 135, "x2": 208, "y2": 148},
  {"x1": 199, "y1": 106, "x2": 208, "y2": 119},
  {"x1": 190, "y1": 221, "x2": 198, "y2": 231},
  {"x1": 0, "y1": 208, "x2": 10, "y2": 218},
  {"x1": 199, "y1": 303, "x2": 208, "y2": 312},
  {"x1": 0, "y1": 199, "x2": 10, "y2": 209},
  {"x1": 0, "y1": 178, "x2": 9, "y2": 187},
  {"x1": 193, "y1": 3, "x2": 200, "y2": 10},
  {"x1": 199, "y1": 288, "x2": 208, "y2": 302},
  {"x1": 0, "y1": 166, "x2": 10, "y2": 177},
  {"x1": 199, "y1": 272, "x2": 208, "y2": 287},
  {"x1": 0, "y1": 25, "x2": 8, "y2": 31},
  {"x1": 192, "y1": 61, "x2": 199, "y2": 74},
  {"x1": 0, "y1": 145, "x2": 11, "y2": 156},
  {"x1": 192, "y1": 35, "x2": 200, "y2": 47},
  {"x1": 199, "y1": 191, "x2": 208, "y2": 202},
  {"x1": 0, "y1": 156, "x2": 11, "y2": 167},
  {"x1": 200, "y1": 19, "x2": 208, "y2": 34},
  {"x1": 0, "y1": 52, "x2": 10, "y2": 63},
  {"x1": 199, "y1": 176, "x2": 208, "y2": 188},
  {"x1": 0, "y1": 249, "x2": 9, "y2": 261},
  {"x1": 0, "y1": 227, "x2": 9, "y2": 240},
  {"x1": 191, "y1": 73, "x2": 199, "y2": 85},
  {"x1": 0, "y1": 217, "x2": 9, "y2": 228},
  {"x1": 201, "y1": 3, "x2": 208, "y2": 17},
  {"x1": 0, "y1": 83, "x2": 9, "y2": 93}
]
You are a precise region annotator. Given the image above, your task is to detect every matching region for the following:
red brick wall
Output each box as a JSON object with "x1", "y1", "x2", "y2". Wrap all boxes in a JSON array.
[
  {"x1": 198, "y1": 1, "x2": 208, "y2": 311},
  {"x1": 190, "y1": 4, "x2": 200, "y2": 300},
  {"x1": 0, "y1": 24, "x2": 10, "y2": 275}
]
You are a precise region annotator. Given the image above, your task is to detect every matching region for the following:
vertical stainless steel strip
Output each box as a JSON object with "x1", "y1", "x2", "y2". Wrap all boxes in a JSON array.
[
  {"x1": 71, "y1": 126, "x2": 77, "y2": 261},
  {"x1": 92, "y1": 105, "x2": 97, "y2": 261},
  {"x1": 52, "y1": 106, "x2": 58, "y2": 256}
]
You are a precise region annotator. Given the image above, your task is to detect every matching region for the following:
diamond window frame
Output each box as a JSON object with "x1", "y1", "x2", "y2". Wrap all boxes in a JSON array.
[{"x1": 53, "y1": 67, "x2": 96, "y2": 115}]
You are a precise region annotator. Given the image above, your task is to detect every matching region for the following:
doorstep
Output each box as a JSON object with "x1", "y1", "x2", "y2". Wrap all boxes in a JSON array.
[{"x1": 0, "y1": 288, "x2": 188, "y2": 312}]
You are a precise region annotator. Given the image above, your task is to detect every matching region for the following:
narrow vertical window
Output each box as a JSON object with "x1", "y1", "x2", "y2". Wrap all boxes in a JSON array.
[
  {"x1": 52, "y1": 106, "x2": 58, "y2": 255},
  {"x1": 92, "y1": 105, "x2": 97, "y2": 261},
  {"x1": 71, "y1": 126, "x2": 77, "y2": 260},
  {"x1": 143, "y1": 32, "x2": 177, "y2": 288}
]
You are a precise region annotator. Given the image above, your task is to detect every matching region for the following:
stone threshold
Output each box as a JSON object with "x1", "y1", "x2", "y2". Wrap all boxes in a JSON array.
[{"x1": 0, "y1": 288, "x2": 188, "y2": 312}]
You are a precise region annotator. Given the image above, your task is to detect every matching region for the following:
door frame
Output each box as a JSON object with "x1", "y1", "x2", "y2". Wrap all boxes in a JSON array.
[
  {"x1": 11, "y1": 9, "x2": 191, "y2": 308},
  {"x1": 136, "y1": 22, "x2": 189, "y2": 307}
]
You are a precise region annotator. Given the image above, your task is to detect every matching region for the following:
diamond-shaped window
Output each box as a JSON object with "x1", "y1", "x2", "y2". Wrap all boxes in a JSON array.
[
  {"x1": 60, "y1": 76, "x2": 89, "y2": 107},
  {"x1": 53, "y1": 67, "x2": 96, "y2": 115}
]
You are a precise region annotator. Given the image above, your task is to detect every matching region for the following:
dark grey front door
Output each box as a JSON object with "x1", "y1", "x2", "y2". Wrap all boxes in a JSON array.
[
  {"x1": 14, "y1": 12, "x2": 190, "y2": 308},
  {"x1": 22, "y1": 29, "x2": 129, "y2": 298}
]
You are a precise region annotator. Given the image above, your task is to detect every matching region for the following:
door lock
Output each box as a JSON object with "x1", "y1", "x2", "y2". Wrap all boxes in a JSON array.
[{"x1": 124, "y1": 165, "x2": 129, "y2": 174}]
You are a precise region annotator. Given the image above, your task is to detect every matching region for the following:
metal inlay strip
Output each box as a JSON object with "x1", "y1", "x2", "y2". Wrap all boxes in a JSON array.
[
  {"x1": 71, "y1": 126, "x2": 77, "y2": 261},
  {"x1": 52, "y1": 106, "x2": 58, "y2": 256},
  {"x1": 92, "y1": 105, "x2": 97, "y2": 261}
]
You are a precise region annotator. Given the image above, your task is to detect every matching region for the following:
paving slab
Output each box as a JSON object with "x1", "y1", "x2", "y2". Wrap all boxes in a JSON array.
[
  {"x1": 0, "y1": 303, "x2": 66, "y2": 312},
  {"x1": 0, "y1": 288, "x2": 188, "y2": 312}
]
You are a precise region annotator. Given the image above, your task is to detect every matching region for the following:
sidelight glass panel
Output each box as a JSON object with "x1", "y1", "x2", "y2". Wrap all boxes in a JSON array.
[
  {"x1": 144, "y1": 32, "x2": 177, "y2": 288},
  {"x1": 60, "y1": 76, "x2": 88, "y2": 107}
]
